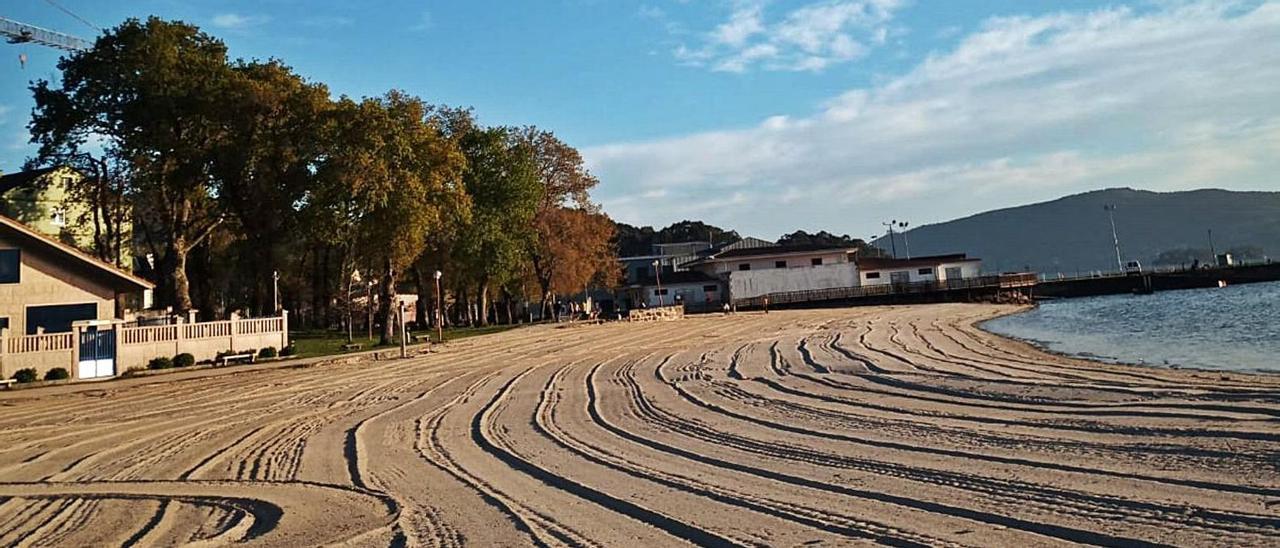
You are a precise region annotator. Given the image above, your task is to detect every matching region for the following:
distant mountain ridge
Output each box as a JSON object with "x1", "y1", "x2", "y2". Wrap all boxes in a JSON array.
[{"x1": 877, "y1": 188, "x2": 1280, "y2": 274}]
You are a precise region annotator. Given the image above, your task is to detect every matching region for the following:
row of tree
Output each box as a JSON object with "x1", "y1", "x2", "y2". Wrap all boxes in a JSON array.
[{"x1": 26, "y1": 17, "x2": 616, "y2": 341}]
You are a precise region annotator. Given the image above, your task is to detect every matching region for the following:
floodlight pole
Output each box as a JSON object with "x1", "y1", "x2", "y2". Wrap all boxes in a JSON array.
[
  {"x1": 882, "y1": 221, "x2": 899, "y2": 259},
  {"x1": 653, "y1": 260, "x2": 664, "y2": 307},
  {"x1": 434, "y1": 270, "x2": 444, "y2": 344},
  {"x1": 1105, "y1": 205, "x2": 1124, "y2": 272}
]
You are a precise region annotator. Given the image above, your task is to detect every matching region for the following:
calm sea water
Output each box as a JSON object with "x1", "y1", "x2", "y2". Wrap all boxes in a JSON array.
[{"x1": 982, "y1": 281, "x2": 1280, "y2": 372}]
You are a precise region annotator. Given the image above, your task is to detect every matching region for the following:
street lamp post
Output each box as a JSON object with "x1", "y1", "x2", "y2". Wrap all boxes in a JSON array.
[
  {"x1": 272, "y1": 270, "x2": 280, "y2": 315},
  {"x1": 433, "y1": 270, "x2": 444, "y2": 343},
  {"x1": 367, "y1": 280, "x2": 374, "y2": 341},
  {"x1": 881, "y1": 220, "x2": 899, "y2": 259},
  {"x1": 1104, "y1": 205, "x2": 1124, "y2": 272},
  {"x1": 652, "y1": 259, "x2": 664, "y2": 307}
]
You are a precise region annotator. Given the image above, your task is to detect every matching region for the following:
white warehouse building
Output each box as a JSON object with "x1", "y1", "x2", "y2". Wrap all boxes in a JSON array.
[
  {"x1": 686, "y1": 244, "x2": 861, "y2": 301},
  {"x1": 855, "y1": 254, "x2": 983, "y2": 287}
]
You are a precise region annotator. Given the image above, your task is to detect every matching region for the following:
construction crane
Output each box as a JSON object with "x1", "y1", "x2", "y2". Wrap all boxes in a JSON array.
[{"x1": 1, "y1": 16, "x2": 90, "y2": 52}]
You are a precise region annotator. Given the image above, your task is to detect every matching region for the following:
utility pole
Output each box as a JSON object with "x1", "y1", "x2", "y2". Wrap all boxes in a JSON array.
[
  {"x1": 652, "y1": 260, "x2": 664, "y2": 307},
  {"x1": 881, "y1": 221, "x2": 899, "y2": 258},
  {"x1": 272, "y1": 270, "x2": 280, "y2": 315},
  {"x1": 1104, "y1": 205, "x2": 1124, "y2": 272},
  {"x1": 434, "y1": 270, "x2": 444, "y2": 344},
  {"x1": 366, "y1": 280, "x2": 374, "y2": 341}
]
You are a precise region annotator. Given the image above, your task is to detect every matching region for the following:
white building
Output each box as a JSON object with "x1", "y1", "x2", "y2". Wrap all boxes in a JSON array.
[
  {"x1": 686, "y1": 244, "x2": 860, "y2": 301},
  {"x1": 855, "y1": 254, "x2": 982, "y2": 286},
  {"x1": 630, "y1": 270, "x2": 723, "y2": 309}
]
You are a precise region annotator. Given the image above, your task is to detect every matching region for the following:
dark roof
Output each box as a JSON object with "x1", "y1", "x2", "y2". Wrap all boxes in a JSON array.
[
  {"x1": 0, "y1": 214, "x2": 153, "y2": 291},
  {"x1": 631, "y1": 270, "x2": 719, "y2": 287},
  {"x1": 856, "y1": 253, "x2": 979, "y2": 270},
  {"x1": 0, "y1": 167, "x2": 59, "y2": 194},
  {"x1": 706, "y1": 243, "x2": 857, "y2": 260}
]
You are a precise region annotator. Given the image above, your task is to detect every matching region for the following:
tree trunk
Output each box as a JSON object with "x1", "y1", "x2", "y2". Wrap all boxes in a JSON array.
[
  {"x1": 378, "y1": 257, "x2": 397, "y2": 346},
  {"x1": 162, "y1": 237, "x2": 194, "y2": 314},
  {"x1": 412, "y1": 267, "x2": 427, "y2": 329},
  {"x1": 478, "y1": 280, "x2": 490, "y2": 327}
]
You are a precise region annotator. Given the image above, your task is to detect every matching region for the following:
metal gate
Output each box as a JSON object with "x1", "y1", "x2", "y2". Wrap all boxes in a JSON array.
[{"x1": 78, "y1": 326, "x2": 116, "y2": 379}]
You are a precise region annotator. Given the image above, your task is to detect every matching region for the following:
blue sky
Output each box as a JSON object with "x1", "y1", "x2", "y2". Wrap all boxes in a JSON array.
[{"x1": 1, "y1": 1, "x2": 1277, "y2": 241}]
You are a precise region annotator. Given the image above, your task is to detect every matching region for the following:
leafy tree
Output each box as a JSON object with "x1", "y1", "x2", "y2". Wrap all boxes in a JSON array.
[
  {"x1": 777, "y1": 230, "x2": 884, "y2": 257},
  {"x1": 614, "y1": 220, "x2": 740, "y2": 256},
  {"x1": 452, "y1": 125, "x2": 541, "y2": 326},
  {"x1": 28, "y1": 17, "x2": 232, "y2": 311},
  {"x1": 210, "y1": 60, "x2": 332, "y2": 315},
  {"x1": 310, "y1": 92, "x2": 467, "y2": 344}
]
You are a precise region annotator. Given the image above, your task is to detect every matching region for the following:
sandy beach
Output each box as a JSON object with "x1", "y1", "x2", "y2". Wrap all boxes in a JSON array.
[{"x1": 0, "y1": 303, "x2": 1277, "y2": 546}]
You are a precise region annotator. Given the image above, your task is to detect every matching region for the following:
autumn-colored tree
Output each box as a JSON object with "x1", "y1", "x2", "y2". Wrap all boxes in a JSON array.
[
  {"x1": 28, "y1": 17, "x2": 231, "y2": 311},
  {"x1": 519, "y1": 127, "x2": 618, "y2": 314}
]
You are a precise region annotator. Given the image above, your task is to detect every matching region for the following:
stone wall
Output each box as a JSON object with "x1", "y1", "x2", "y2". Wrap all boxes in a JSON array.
[{"x1": 627, "y1": 305, "x2": 684, "y2": 322}]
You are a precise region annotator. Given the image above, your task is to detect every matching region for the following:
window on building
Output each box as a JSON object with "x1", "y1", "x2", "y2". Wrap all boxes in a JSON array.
[
  {"x1": 945, "y1": 266, "x2": 963, "y2": 279},
  {"x1": 918, "y1": 268, "x2": 933, "y2": 276},
  {"x1": 774, "y1": 260, "x2": 787, "y2": 268},
  {"x1": 60, "y1": 175, "x2": 74, "y2": 187},
  {"x1": 865, "y1": 272, "x2": 881, "y2": 279},
  {"x1": 653, "y1": 288, "x2": 669, "y2": 296},
  {"x1": 25, "y1": 303, "x2": 96, "y2": 334},
  {"x1": 0, "y1": 317, "x2": 8, "y2": 333},
  {"x1": 738, "y1": 263, "x2": 751, "y2": 271},
  {"x1": 702, "y1": 284, "x2": 718, "y2": 292},
  {"x1": 0, "y1": 249, "x2": 19, "y2": 283},
  {"x1": 811, "y1": 258, "x2": 823, "y2": 266},
  {"x1": 51, "y1": 207, "x2": 67, "y2": 227}
]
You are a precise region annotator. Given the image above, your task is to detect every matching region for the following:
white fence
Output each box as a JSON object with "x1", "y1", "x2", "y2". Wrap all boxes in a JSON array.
[{"x1": 1, "y1": 312, "x2": 289, "y2": 382}]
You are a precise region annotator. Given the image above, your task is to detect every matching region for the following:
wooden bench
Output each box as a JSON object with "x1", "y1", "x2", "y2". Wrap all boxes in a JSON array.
[
  {"x1": 341, "y1": 343, "x2": 363, "y2": 351},
  {"x1": 217, "y1": 353, "x2": 256, "y2": 366}
]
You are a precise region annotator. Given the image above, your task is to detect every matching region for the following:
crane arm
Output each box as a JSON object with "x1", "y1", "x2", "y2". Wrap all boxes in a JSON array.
[{"x1": 1, "y1": 16, "x2": 90, "y2": 52}]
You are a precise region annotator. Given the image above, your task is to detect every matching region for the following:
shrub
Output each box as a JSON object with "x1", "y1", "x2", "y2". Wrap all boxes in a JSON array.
[
  {"x1": 148, "y1": 357, "x2": 174, "y2": 370},
  {"x1": 173, "y1": 353, "x2": 195, "y2": 368},
  {"x1": 12, "y1": 368, "x2": 37, "y2": 383},
  {"x1": 44, "y1": 367, "x2": 70, "y2": 381},
  {"x1": 123, "y1": 366, "x2": 147, "y2": 377},
  {"x1": 280, "y1": 345, "x2": 297, "y2": 357},
  {"x1": 258, "y1": 347, "x2": 278, "y2": 359}
]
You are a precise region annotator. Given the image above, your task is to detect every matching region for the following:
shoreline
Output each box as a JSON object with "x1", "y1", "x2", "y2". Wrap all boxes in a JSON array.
[{"x1": 972, "y1": 302, "x2": 1279, "y2": 376}]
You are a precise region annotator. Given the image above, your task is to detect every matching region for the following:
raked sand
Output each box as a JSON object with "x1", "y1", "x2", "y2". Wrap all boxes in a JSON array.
[{"x1": 1, "y1": 303, "x2": 1278, "y2": 546}]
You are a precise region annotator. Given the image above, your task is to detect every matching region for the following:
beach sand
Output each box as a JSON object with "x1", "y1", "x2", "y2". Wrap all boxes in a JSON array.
[{"x1": 0, "y1": 303, "x2": 1277, "y2": 546}]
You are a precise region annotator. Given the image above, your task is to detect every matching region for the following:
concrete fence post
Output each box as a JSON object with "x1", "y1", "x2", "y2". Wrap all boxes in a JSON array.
[
  {"x1": 229, "y1": 312, "x2": 240, "y2": 353},
  {"x1": 175, "y1": 317, "x2": 185, "y2": 358},
  {"x1": 280, "y1": 310, "x2": 289, "y2": 350},
  {"x1": 0, "y1": 328, "x2": 8, "y2": 380},
  {"x1": 71, "y1": 324, "x2": 83, "y2": 380}
]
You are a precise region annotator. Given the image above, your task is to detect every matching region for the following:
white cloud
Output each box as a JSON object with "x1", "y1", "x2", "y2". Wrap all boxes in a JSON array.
[
  {"x1": 211, "y1": 13, "x2": 271, "y2": 30},
  {"x1": 589, "y1": 2, "x2": 1280, "y2": 237},
  {"x1": 410, "y1": 11, "x2": 433, "y2": 32},
  {"x1": 674, "y1": 0, "x2": 903, "y2": 72}
]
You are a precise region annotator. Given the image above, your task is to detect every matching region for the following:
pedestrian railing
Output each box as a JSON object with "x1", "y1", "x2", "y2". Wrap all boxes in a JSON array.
[{"x1": 734, "y1": 273, "x2": 1038, "y2": 308}]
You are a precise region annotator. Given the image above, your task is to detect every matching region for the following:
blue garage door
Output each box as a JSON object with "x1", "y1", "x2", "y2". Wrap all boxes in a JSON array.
[{"x1": 27, "y1": 303, "x2": 98, "y2": 335}]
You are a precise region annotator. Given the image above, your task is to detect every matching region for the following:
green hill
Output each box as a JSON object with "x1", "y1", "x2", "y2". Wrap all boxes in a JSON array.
[{"x1": 876, "y1": 188, "x2": 1280, "y2": 275}]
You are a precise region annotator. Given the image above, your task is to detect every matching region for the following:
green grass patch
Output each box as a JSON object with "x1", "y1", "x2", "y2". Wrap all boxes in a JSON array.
[{"x1": 288, "y1": 324, "x2": 518, "y2": 358}]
